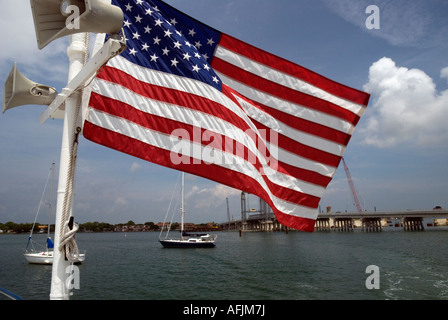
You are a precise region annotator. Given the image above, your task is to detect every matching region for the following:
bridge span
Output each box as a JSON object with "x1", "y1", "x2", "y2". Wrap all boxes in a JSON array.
[{"x1": 218, "y1": 208, "x2": 448, "y2": 232}]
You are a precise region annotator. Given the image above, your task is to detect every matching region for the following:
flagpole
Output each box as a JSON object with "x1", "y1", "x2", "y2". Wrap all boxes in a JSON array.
[{"x1": 50, "y1": 33, "x2": 88, "y2": 300}]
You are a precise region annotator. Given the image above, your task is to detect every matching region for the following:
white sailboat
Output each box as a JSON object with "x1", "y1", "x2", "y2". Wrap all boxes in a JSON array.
[
  {"x1": 159, "y1": 172, "x2": 216, "y2": 248},
  {"x1": 24, "y1": 163, "x2": 85, "y2": 265}
]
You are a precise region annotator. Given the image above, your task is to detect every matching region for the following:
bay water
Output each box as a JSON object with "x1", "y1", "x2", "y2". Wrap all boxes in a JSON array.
[{"x1": 1, "y1": 230, "x2": 447, "y2": 300}]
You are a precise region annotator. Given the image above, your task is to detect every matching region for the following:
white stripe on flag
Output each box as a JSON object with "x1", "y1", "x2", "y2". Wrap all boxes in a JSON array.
[
  {"x1": 233, "y1": 94, "x2": 346, "y2": 156},
  {"x1": 215, "y1": 45, "x2": 366, "y2": 116},
  {"x1": 216, "y1": 72, "x2": 354, "y2": 135},
  {"x1": 87, "y1": 107, "x2": 319, "y2": 220},
  {"x1": 90, "y1": 77, "x2": 327, "y2": 198}
]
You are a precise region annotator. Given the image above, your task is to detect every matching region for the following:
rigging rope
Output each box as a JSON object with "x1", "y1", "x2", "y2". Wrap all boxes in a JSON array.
[
  {"x1": 58, "y1": 125, "x2": 82, "y2": 262},
  {"x1": 159, "y1": 172, "x2": 181, "y2": 240},
  {"x1": 29, "y1": 165, "x2": 53, "y2": 240}
]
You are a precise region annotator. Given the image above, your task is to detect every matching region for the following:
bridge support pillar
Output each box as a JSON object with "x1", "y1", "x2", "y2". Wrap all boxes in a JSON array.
[
  {"x1": 334, "y1": 218, "x2": 353, "y2": 232},
  {"x1": 403, "y1": 217, "x2": 424, "y2": 231},
  {"x1": 315, "y1": 218, "x2": 330, "y2": 231},
  {"x1": 362, "y1": 218, "x2": 382, "y2": 232}
]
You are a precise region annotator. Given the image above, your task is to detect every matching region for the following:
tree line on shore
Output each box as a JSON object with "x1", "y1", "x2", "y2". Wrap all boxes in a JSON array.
[
  {"x1": 1, "y1": 220, "x2": 217, "y2": 234},
  {"x1": 0, "y1": 220, "x2": 157, "y2": 234}
]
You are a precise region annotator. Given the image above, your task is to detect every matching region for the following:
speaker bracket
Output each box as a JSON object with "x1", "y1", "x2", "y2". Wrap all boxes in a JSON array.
[
  {"x1": 40, "y1": 36, "x2": 126, "y2": 124},
  {"x1": 31, "y1": 0, "x2": 123, "y2": 50}
]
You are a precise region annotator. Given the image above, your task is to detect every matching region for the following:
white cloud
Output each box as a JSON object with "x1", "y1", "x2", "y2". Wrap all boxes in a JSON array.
[
  {"x1": 129, "y1": 162, "x2": 142, "y2": 173},
  {"x1": 202, "y1": 184, "x2": 240, "y2": 199},
  {"x1": 185, "y1": 184, "x2": 240, "y2": 211},
  {"x1": 361, "y1": 57, "x2": 448, "y2": 148},
  {"x1": 115, "y1": 197, "x2": 129, "y2": 206},
  {"x1": 441, "y1": 67, "x2": 448, "y2": 84}
]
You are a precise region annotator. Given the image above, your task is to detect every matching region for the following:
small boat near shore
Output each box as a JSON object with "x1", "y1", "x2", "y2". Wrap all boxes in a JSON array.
[
  {"x1": 159, "y1": 172, "x2": 216, "y2": 248},
  {"x1": 24, "y1": 250, "x2": 85, "y2": 265},
  {"x1": 24, "y1": 250, "x2": 54, "y2": 265},
  {"x1": 160, "y1": 231, "x2": 216, "y2": 248},
  {"x1": 24, "y1": 163, "x2": 86, "y2": 264}
]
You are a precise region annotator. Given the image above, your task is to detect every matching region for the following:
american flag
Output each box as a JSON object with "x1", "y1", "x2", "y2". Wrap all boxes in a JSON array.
[{"x1": 83, "y1": 0, "x2": 370, "y2": 232}]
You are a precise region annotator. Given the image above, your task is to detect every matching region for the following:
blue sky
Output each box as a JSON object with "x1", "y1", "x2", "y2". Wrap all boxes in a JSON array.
[{"x1": 1, "y1": 0, "x2": 447, "y2": 225}]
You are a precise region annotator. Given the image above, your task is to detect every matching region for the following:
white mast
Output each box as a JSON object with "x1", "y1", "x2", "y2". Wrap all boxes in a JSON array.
[
  {"x1": 48, "y1": 31, "x2": 125, "y2": 299},
  {"x1": 50, "y1": 33, "x2": 88, "y2": 300}
]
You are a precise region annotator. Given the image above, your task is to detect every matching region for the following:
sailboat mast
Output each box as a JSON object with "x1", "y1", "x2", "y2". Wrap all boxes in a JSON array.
[
  {"x1": 181, "y1": 172, "x2": 185, "y2": 237},
  {"x1": 47, "y1": 163, "x2": 55, "y2": 244}
]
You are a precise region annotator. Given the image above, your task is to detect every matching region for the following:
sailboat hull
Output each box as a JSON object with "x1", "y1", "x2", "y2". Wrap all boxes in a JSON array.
[
  {"x1": 24, "y1": 251, "x2": 86, "y2": 265},
  {"x1": 159, "y1": 239, "x2": 216, "y2": 248},
  {"x1": 24, "y1": 251, "x2": 53, "y2": 264}
]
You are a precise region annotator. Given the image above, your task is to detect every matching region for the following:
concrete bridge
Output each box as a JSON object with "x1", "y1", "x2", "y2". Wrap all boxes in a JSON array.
[
  {"x1": 218, "y1": 206, "x2": 448, "y2": 232},
  {"x1": 315, "y1": 209, "x2": 448, "y2": 232}
]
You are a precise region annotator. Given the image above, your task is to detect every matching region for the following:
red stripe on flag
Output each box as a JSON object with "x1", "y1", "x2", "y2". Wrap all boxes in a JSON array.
[
  {"x1": 88, "y1": 92, "x2": 321, "y2": 207},
  {"x1": 226, "y1": 85, "x2": 352, "y2": 146},
  {"x1": 96, "y1": 67, "x2": 340, "y2": 167},
  {"x1": 88, "y1": 91, "x2": 263, "y2": 167},
  {"x1": 90, "y1": 82, "x2": 336, "y2": 185},
  {"x1": 218, "y1": 34, "x2": 370, "y2": 106},
  {"x1": 96, "y1": 66, "x2": 251, "y2": 132},
  {"x1": 252, "y1": 120, "x2": 341, "y2": 167},
  {"x1": 212, "y1": 57, "x2": 361, "y2": 125},
  {"x1": 83, "y1": 120, "x2": 316, "y2": 232},
  {"x1": 246, "y1": 99, "x2": 352, "y2": 146},
  {"x1": 276, "y1": 160, "x2": 332, "y2": 188}
]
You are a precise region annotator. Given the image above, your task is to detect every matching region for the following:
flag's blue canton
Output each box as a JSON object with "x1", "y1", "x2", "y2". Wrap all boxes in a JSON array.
[{"x1": 112, "y1": 0, "x2": 222, "y2": 91}]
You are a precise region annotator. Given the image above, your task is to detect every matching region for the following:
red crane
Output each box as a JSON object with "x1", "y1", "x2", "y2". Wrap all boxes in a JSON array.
[{"x1": 341, "y1": 157, "x2": 363, "y2": 212}]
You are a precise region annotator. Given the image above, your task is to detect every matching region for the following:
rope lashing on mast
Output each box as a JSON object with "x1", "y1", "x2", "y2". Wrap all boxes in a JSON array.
[
  {"x1": 59, "y1": 217, "x2": 81, "y2": 263},
  {"x1": 58, "y1": 126, "x2": 82, "y2": 263}
]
